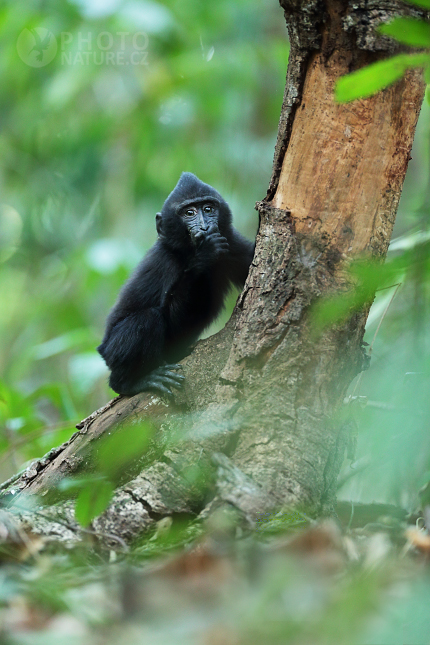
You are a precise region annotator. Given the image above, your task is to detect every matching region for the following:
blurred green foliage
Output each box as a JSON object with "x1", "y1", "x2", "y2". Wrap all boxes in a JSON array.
[
  {"x1": 0, "y1": 0, "x2": 429, "y2": 516},
  {"x1": 333, "y1": 109, "x2": 430, "y2": 508},
  {"x1": 0, "y1": 0, "x2": 286, "y2": 479},
  {"x1": 0, "y1": 2, "x2": 430, "y2": 644},
  {"x1": 313, "y1": 0, "x2": 430, "y2": 511},
  {"x1": 0, "y1": 0, "x2": 429, "y2": 519},
  {"x1": 335, "y1": 0, "x2": 430, "y2": 103},
  {"x1": 307, "y1": 97, "x2": 430, "y2": 512}
]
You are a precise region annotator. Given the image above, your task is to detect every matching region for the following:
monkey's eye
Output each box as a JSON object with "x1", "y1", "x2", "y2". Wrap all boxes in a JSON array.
[
  {"x1": 203, "y1": 205, "x2": 213, "y2": 213},
  {"x1": 184, "y1": 209, "x2": 195, "y2": 217}
]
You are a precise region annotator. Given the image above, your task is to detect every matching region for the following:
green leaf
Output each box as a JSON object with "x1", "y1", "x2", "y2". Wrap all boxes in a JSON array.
[
  {"x1": 310, "y1": 258, "x2": 406, "y2": 332},
  {"x1": 404, "y1": 0, "x2": 430, "y2": 9},
  {"x1": 336, "y1": 53, "x2": 430, "y2": 103},
  {"x1": 75, "y1": 479, "x2": 114, "y2": 527},
  {"x1": 57, "y1": 475, "x2": 104, "y2": 493},
  {"x1": 379, "y1": 17, "x2": 430, "y2": 48},
  {"x1": 97, "y1": 421, "x2": 155, "y2": 479}
]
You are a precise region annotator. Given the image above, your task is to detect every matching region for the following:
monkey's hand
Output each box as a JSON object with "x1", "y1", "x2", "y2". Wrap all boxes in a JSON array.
[
  {"x1": 205, "y1": 229, "x2": 229, "y2": 257},
  {"x1": 186, "y1": 229, "x2": 229, "y2": 273}
]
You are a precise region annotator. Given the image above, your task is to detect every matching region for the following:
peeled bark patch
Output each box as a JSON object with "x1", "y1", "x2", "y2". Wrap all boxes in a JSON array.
[{"x1": 273, "y1": 58, "x2": 422, "y2": 259}]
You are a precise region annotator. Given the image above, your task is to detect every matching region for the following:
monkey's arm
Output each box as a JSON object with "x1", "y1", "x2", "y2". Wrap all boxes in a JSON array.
[
  {"x1": 98, "y1": 251, "x2": 186, "y2": 397},
  {"x1": 98, "y1": 308, "x2": 183, "y2": 397},
  {"x1": 226, "y1": 230, "x2": 255, "y2": 288}
]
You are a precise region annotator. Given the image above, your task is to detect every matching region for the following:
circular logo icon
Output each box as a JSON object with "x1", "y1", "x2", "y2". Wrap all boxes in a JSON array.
[{"x1": 16, "y1": 28, "x2": 57, "y2": 67}]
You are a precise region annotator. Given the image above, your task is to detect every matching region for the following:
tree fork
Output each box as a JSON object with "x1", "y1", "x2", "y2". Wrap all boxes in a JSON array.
[{"x1": 4, "y1": 0, "x2": 425, "y2": 545}]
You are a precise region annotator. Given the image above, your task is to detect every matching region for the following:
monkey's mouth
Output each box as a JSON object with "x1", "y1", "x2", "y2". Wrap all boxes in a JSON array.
[
  {"x1": 189, "y1": 229, "x2": 204, "y2": 244},
  {"x1": 189, "y1": 225, "x2": 219, "y2": 245}
]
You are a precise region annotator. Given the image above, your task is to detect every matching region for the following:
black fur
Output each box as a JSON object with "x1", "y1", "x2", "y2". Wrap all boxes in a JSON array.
[{"x1": 98, "y1": 172, "x2": 254, "y2": 396}]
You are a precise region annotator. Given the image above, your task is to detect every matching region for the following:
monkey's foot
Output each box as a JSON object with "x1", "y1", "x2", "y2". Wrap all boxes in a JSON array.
[{"x1": 143, "y1": 364, "x2": 185, "y2": 398}]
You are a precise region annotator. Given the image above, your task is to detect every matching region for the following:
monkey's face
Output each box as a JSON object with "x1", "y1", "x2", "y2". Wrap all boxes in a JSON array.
[
  {"x1": 180, "y1": 200, "x2": 220, "y2": 244},
  {"x1": 156, "y1": 174, "x2": 232, "y2": 251}
]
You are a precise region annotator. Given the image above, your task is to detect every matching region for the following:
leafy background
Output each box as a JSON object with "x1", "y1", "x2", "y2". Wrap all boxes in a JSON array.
[
  {"x1": 0, "y1": 0, "x2": 284, "y2": 479},
  {"x1": 1, "y1": 0, "x2": 430, "y2": 643}
]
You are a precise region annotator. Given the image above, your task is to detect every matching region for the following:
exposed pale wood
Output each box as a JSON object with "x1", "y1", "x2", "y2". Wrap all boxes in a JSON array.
[{"x1": 273, "y1": 59, "x2": 422, "y2": 259}]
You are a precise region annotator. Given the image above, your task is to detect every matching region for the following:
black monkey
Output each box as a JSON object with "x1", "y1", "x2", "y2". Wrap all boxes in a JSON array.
[{"x1": 98, "y1": 172, "x2": 254, "y2": 397}]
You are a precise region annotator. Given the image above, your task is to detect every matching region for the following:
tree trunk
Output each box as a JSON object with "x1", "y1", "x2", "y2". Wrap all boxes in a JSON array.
[{"x1": 4, "y1": 0, "x2": 425, "y2": 545}]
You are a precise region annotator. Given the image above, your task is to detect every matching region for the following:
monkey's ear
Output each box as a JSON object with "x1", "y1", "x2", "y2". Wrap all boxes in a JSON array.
[{"x1": 155, "y1": 212, "x2": 163, "y2": 236}]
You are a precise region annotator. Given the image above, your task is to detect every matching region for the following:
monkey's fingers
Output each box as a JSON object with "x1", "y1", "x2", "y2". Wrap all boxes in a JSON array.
[
  {"x1": 150, "y1": 366, "x2": 185, "y2": 389},
  {"x1": 159, "y1": 375, "x2": 184, "y2": 389},
  {"x1": 209, "y1": 232, "x2": 228, "y2": 241},
  {"x1": 167, "y1": 372, "x2": 185, "y2": 384},
  {"x1": 154, "y1": 365, "x2": 185, "y2": 384},
  {"x1": 215, "y1": 236, "x2": 229, "y2": 247},
  {"x1": 210, "y1": 238, "x2": 229, "y2": 255},
  {"x1": 146, "y1": 380, "x2": 174, "y2": 398},
  {"x1": 154, "y1": 371, "x2": 184, "y2": 386},
  {"x1": 163, "y1": 363, "x2": 184, "y2": 372}
]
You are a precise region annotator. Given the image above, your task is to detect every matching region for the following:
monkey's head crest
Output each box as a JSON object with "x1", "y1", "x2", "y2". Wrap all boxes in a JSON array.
[{"x1": 161, "y1": 172, "x2": 228, "y2": 215}]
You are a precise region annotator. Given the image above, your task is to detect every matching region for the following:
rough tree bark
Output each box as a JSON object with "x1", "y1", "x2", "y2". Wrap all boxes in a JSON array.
[{"x1": 2, "y1": 0, "x2": 425, "y2": 545}]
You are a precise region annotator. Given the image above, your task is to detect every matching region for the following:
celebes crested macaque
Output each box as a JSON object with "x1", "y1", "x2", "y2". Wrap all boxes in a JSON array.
[{"x1": 98, "y1": 172, "x2": 254, "y2": 397}]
